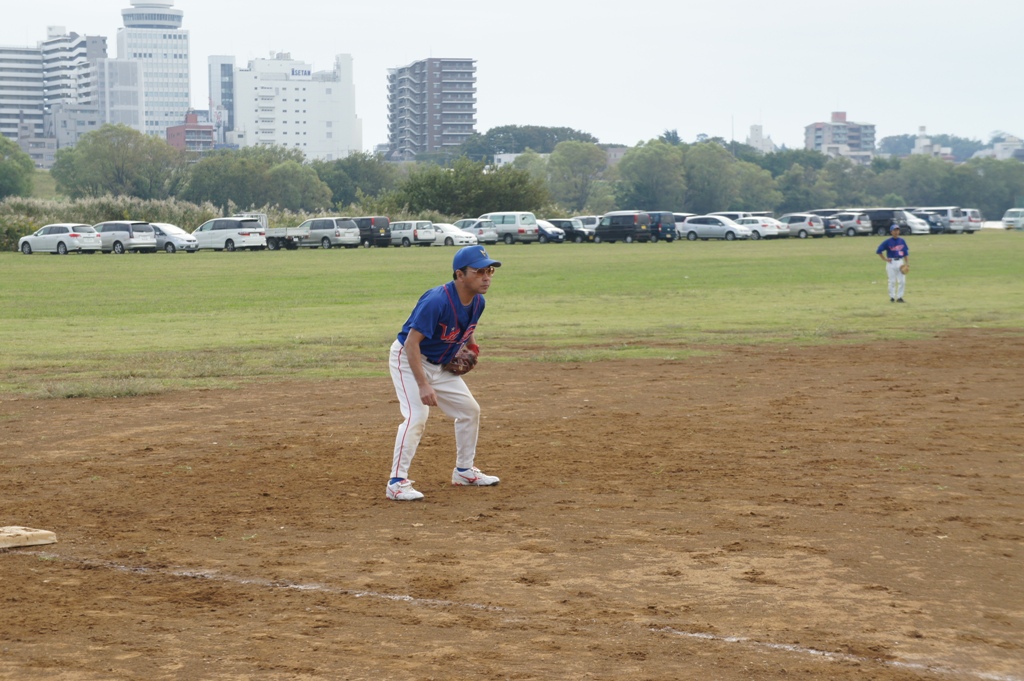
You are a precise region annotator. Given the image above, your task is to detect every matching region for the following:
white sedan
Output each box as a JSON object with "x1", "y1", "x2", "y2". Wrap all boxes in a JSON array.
[
  {"x1": 18, "y1": 223, "x2": 102, "y2": 255},
  {"x1": 431, "y1": 223, "x2": 478, "y2": 246}
]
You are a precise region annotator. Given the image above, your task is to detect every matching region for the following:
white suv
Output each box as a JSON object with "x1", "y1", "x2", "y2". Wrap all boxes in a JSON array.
[{"x1": 192, "y1": 217, "x2": 267, "y2": 251}]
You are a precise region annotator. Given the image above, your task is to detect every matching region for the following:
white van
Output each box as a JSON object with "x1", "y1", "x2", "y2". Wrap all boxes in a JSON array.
[
  {"x1": 961, "y1": 208, "x2": 983, "y2": 233},
  {"x1": 390, "y1": 220, "x2": 436, "y2": 247},
  {"x1": 1002, "y1": 208, "x2": 1024, "y2": 230},
  {"x1": 478, "y1": 211, "x2": 540, "y2": 244}
]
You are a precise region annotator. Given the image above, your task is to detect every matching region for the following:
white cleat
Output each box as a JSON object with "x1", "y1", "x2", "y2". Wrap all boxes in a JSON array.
[
  {"x1": 386, "y1": 479, "x2": 424, "y2": 501},
  {"x1": 451, "y1": 466, "x2": 500, "y2": 486}
]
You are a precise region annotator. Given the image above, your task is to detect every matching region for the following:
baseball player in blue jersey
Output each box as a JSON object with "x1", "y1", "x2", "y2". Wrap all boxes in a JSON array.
[
  {"x1": 876, "y1": 224, "x2": 910, "y2": 302},
  {"x1": 386, "y1": 245, "x2": 502, "y2": 501}
]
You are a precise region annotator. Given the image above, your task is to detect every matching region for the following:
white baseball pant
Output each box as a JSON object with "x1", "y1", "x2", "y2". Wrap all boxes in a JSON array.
[
  {"x1": 886, "y1": 258, "x2": 906, "y2": 299},
  {"x1": 389, "y1": 339, "x2": 480, "y2": 480}
]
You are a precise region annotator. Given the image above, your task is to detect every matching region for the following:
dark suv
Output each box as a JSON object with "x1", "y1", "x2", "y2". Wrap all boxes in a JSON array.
[
  {"x1": 546, "y1": 218, "x2": 594, "y2": 243},
  {"x1": 595, "y1": 211, "x2": 652, "y2": 243},
  {"x1": 351, "y1": 216, "x2": 391, "y2": 247},
  {"x1": 645, "y1": 211, "x2": 677, "y2": 242},
  {"x1": 822, "y1": 216, "x2": 844, "y2": 238},
  {"x1": 862, "y1": 208, "x2": 906, "y2": 236}
]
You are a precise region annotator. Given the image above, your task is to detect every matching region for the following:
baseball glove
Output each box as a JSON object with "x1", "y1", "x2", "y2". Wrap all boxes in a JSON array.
[
  {"x1": 900, "y1": 263, "x2": 909, "y2": 275},
  {"x1": 443, "y1": 346, "x2": 478, "y2": 376}
]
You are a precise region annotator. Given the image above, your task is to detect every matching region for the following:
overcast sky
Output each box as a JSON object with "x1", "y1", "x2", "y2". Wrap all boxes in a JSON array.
[{"x1": 4, "y1": 0, "x2": 1021, "y2": 152}]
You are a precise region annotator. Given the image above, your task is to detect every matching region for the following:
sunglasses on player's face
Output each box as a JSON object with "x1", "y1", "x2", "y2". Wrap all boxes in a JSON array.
[{"x1": 467, "y1": 266, "x2": 495, "y2": 276}]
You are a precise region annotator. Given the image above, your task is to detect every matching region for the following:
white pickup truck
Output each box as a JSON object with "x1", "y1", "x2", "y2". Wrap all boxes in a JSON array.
[{"x1": 234, "y1": 213, "x2": 309, "y2": 250}]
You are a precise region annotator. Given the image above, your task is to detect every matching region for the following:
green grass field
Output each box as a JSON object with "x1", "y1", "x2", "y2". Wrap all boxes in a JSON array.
[{"x1": 1, "y1": 232, "x2": 1021, "y2": 397}]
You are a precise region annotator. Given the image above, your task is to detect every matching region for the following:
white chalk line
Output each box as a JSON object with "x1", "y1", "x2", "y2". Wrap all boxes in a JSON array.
[
  {"x1": 16, "y1": 549, "x2": 1022, "y2": 681},
  {"x1": 655, "y1": 627, "x2": 1022, "y2": 681},
  {"x1": 21, "y1": 550, "x2": 503, "y2": 612}
]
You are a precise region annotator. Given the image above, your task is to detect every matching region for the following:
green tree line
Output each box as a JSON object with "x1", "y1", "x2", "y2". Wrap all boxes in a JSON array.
[{"x1": 4, "y1": 124, "x2": 1024, "y2": 241}]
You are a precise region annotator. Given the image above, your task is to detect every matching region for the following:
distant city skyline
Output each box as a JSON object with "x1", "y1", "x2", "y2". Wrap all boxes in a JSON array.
[{"x1": 2, "y1": 0, "x2": 1021, "y2": 153}]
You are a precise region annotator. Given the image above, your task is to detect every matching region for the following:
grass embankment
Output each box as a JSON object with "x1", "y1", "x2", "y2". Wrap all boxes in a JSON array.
[
  {"x1": 0, "y1": 231, "x2": 1021, "y2": 397},
  {"x1": 31, "y1": 170, "x2": 59, "y2": 200}
]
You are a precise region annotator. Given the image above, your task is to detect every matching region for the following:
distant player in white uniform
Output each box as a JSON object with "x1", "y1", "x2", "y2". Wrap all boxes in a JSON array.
[{"x1": 876, "y1": 224, "x2": 909, "y2": 302}]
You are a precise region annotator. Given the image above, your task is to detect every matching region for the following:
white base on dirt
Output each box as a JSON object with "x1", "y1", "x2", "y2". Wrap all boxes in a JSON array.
[{"x1": 0, "y1": 526, "x2": 57, "y2": 549}]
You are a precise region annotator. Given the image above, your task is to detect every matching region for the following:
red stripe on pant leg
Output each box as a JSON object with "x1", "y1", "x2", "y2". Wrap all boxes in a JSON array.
[{"x1": 393, "y1": 344, "x2": 415, "y2": 479}]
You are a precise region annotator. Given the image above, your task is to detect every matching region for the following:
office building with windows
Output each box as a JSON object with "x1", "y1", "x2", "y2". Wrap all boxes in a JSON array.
[
  {"x1": 804, "y1": 111, "x2": 876, "y2": 162},
  {"x1": 166, "y1": 110, "x2": 214, "y2": 153},
  {"x1": 95, "y1": 58, "x2": 145, "y2": 131},
  {"x1": 116, "y1": 0, "x2": 190, "y2": 136},
  {"x1": 208, "y1": 55, "x2": 235, "y2": 145},
  {"x1": 387, "y1": 58, "x2": 476, "y2": 160},
  {"x1": 231, "y1": 52, "x2": 361, "y2": 161}
]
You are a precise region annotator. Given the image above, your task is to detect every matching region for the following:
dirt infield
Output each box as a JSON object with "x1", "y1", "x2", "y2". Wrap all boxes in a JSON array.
[{"x1": 1, "y1": 329, "x2": 1022, "y2": 680}]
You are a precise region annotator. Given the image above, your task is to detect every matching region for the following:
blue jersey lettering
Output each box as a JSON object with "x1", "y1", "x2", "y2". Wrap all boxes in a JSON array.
[{"x1": 398, "y1": 281, "x2": 485, "y2": 364}]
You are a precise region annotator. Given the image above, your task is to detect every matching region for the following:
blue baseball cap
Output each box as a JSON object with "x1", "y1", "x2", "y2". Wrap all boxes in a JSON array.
[{"x1": 453, "y1": 245, "x2": 501, "y2": 271}]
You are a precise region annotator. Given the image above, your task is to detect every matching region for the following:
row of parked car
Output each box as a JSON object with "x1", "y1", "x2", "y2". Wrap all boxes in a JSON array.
[
  {"x1": 568, "y1": 205, "x2": 989, "y2": 243},
  {"x1": 16, "y1": 216, "x2": 487, "y2": 255},
  {"x1": 15, "y1": 204, "x2": 1009, "y2": 256}
]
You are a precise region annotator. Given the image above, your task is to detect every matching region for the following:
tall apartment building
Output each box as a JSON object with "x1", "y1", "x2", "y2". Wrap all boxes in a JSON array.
[
  {"x1": 41, "y1": 28, "x2": 106, "y2": 109},
  {"x1": 804, "y1": 111, "x2": 876, "y2": 162},
  {"x1": 3, "y1": 27, "x2": 106, "y2": 165},
  {"x1": 387, "y1": 58, "x2": 476, "y2": 160},
  {"x1": 0, "y1": 44, "x2": 45, "y2": 140},
  {"x1": 116, "y1": 0, "x2": 190, "y2": 137},
  {"x1": 231, "y1": 52, "x2": 361, "y2": 161}
]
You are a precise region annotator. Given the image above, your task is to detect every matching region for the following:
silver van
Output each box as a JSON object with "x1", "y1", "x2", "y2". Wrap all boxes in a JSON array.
[
  {"x1": 913, "y1": 206, "x2": 966, "y2": 233},
  {"x1": 390, "y1": 220, "x2": 436, "y2": 247},
  {"x1": 478, "y1": 211, "x2": 540, "y2": 244},
  {"x1": 93, "y1": 221, "x2": 158, "y2": 254},
  {"x1": 297, "y1": 217, "x2": 360, "y2": 249}
]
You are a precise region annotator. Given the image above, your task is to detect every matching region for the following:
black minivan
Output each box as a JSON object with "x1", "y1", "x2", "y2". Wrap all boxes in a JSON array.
[
  {"x1": 351, "y1": 216, "x2": 391, "y2": 247},
  {"x1": 595, "y1": 211, "x2": 652, "y2": 243}
]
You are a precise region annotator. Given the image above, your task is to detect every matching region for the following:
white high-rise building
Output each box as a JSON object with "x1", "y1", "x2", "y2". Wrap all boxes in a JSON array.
[
  {"x1": 231, "y1": 52, "x2": 362, "y2": 160},
  {"x1": 116, "y1": 0, "x2": 190, "y2": 136},
  {"x1": 41, "y1": 27, "x2": 106, "y2": 109},
  {"x1": 0, "y1": 44, "x2": 45, "y2": 140},
  {"x1": 2, "y1": 27, "x2": 104, "y2": 151}
]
